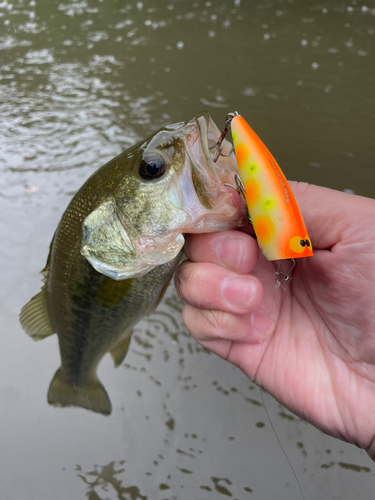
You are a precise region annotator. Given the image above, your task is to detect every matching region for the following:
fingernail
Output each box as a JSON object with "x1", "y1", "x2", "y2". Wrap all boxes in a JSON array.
[
  {"x1": 251, "y1": 311, "x2": 274, "y2": 336},
  {"x1": 216, "y1": 237, "x2": 244, "y2": 271},
  {"x1": 221, "y1": 275, "x2": 256, "y2": 309}
]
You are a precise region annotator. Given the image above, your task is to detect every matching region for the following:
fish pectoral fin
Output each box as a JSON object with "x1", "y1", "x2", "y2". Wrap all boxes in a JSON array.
[
  {"x1": 109, "y1": 331, "x2": 133, "y2": 368},
  {"x1": 47, "y1": 368, "x2": 111, "y2": 416},
  {"x1": 147, "y1": 275, "x2": 174, "y2": 316},
  {"x1": 19, "y1": 288, "x2": 55, "y2": 341}
]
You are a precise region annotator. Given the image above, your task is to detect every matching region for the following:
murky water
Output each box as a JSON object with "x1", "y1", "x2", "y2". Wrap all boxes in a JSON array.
[{"x1": 1, "y1": 0, "x2": 374, "y2": 498}]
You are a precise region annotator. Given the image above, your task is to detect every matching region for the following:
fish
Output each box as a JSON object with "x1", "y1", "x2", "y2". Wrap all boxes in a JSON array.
[{"x1": 20, "y1": 111, "x2": 245, "y2": 415}]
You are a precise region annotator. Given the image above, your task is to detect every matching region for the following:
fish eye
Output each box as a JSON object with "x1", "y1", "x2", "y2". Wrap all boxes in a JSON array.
[{"x1": 139, "y1": 156, "x2": 167, "y2": 180}]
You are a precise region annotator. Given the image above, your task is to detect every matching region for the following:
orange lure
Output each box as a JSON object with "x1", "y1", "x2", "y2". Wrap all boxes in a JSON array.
[{"x1": 230, "y1": 115, "x2": 313, "y2": 262}]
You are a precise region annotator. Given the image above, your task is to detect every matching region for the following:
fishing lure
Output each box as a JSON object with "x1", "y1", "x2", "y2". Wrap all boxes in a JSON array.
[{"x1": 212, "y1": 112, "x2": 313, "y2": 284}]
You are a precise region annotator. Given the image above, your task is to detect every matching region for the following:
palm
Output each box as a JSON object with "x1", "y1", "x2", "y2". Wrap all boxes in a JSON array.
[
  {"x1": 225, "y1": 187, "x2": 375, "y2": 454},
  {"x1": 177, "y1": 183, "x2": 375, "y2": 457}
]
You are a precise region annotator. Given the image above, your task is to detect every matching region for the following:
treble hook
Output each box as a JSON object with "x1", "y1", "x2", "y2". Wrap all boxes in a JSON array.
[
  {"x1": 224, "y1": 174, "x2": 251, "y2": 222},
  {"x1": 275, "y1": 259, "x2": 296, "y2": 287},
  {"x1": 210, "y1": 111, "x2": 239, "y2": 162}
]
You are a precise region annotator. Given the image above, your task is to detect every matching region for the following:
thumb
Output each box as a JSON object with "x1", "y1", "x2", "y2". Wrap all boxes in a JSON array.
[{"x1": 288, "y1": 181, "x2": 373, "y2": 251}]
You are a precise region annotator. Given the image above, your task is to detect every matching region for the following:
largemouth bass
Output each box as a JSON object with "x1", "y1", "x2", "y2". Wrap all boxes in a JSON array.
[{"x1": 20, "y1": 112, "x2": 244, "y2": 415}]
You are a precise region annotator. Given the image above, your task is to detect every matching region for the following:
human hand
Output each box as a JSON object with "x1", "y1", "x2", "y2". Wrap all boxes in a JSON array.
[{"x1": 175, "y1": 182, "x2": 375, "y2": 460}]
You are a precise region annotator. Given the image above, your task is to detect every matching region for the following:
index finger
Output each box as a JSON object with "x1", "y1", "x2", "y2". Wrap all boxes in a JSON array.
[{"x1": 184, "y1": 230, "x2": 259, "y2": 274}]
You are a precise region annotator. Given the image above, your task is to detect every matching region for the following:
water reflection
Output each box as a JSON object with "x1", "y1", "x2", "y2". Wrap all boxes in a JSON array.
[
  {"x1": 77, "y1": 462, "x2": 147, "y2": 500},
  {"x1": 76, "y1": 457, "x2": 256, "y2": 499},
  {"x1": 1, "y1": 0, "x2": 374, "y2": 498}
]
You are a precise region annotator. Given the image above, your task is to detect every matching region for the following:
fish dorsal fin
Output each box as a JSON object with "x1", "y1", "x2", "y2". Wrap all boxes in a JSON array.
[{"x1": 19, "y1": 237, "x2": 56, "y2": 341}]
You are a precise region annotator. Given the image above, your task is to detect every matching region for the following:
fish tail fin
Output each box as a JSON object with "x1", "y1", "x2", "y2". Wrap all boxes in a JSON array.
[{"x1": 47, "y1": 368, "x2": 112, "y2": 415}]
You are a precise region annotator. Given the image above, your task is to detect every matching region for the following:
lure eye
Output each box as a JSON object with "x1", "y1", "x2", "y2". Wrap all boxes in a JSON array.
[
  {"x1": 139, "y1": 156, "x2": 167, "y2": 180},
  {"x1": 289, "y1": 235, "x2": 312, "y2": 254},
  {"x1": 299, "y1": 238, "x2": 311, "y2": 248}
]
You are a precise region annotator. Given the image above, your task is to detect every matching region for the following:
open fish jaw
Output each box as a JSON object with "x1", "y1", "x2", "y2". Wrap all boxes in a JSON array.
[
  {"x1": 81, "y1": 112, "x2": 244, "y2": 281},
  {"x1": 183, "y1": 111, "x2": 246, "y2": 232}
]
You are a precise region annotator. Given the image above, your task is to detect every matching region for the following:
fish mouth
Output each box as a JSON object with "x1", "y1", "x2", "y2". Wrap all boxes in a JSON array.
[{"x1": 188, "y1": 111, "x2": 248, "y2": 227}]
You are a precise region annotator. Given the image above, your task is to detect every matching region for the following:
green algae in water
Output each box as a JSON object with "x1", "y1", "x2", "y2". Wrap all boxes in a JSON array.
[{"x1": 338, "y1": 462, "x2": 371, "y2": 473}]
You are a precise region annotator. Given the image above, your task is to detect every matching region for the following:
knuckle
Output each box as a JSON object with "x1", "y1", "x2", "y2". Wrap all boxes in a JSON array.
[
  {"x1": 177, "y1": 262, "x2": 216, "y2": 307},
  {"x1": 174, "y1": 262, "x2": 193, "y2": 302},
  {"x1": 200, "y1": 309, "x2": 239, "y2": 340},
  {"x1": 200, "y1": 309, "x2": 220, "y2": 330},
  {"x1": 181, "y1": 304, "x2": 194, "y2": 333}
]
